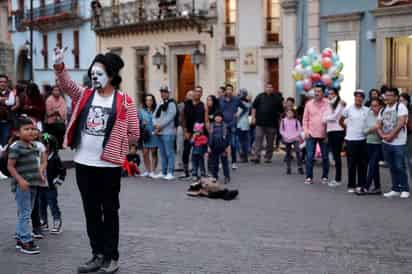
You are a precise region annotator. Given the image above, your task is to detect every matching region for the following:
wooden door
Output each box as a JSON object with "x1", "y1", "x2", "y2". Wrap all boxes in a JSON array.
[
  {"x1": 390, "y1": 37, "x2": 412, "y2": 91},
  {"x1": 266, "y1": 58, "x2": 279, "y2": 92},
  {"x1": 177, "y1": 55, "x2": 195, "y2": 102}
]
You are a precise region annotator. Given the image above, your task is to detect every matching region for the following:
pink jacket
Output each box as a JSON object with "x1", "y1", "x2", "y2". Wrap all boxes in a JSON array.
[
  {"x1": 45, "y1": 95, "x2": 67, "y2": 124},
  {"x1": 279, "y1": 118, "x2": 302, "y2": 143},
  {"x1": 55, "y1": 66, "x2": 140, "y2": 166},
  {"x1": 303, "y1": 98, "x2": 329, "y2": 139}
]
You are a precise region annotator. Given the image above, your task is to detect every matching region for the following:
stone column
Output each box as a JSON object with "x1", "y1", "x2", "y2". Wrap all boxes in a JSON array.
[
  {"x1": 280, "y1": 0, "x2": 298, "y2": 99},
  {"x1": 307, "y1": 0, "x2": 320, "y2": 50}
]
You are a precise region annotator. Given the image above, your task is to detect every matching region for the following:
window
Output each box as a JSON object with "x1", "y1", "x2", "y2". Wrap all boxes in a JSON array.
[
  {"x1": 224, "y1": 59, "x2": 237, "y2": 89},
  {"x1": 73, "y1": 30, "x2": 80, "y2": 69},
  {"x1": 224, "y1": 0, "x2": 237, "y2": 47},
  {"x1": 56, "y1": 32, "x2": 62, "y2": 49},
  {"x1": 265, "y1": 0, "x2": 280, "y2": 44},
  {"x1": 265, "y1": 59, "x2": 279, "y2": 92},
  {"x1": 42, "y1": 34, "x2": 48, "y2": 69},
  {"x1": 135, "y1": 50, "x2": 148, "y2": 105}
]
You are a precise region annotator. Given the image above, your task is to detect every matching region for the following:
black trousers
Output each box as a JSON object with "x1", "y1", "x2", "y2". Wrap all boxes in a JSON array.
[
  {"x1": 328, "y1": 131, "x2": 345, "y2": 182},
  {"x1": 182, "y1": 139, "x2": 192, "y2": 173},
  {"x1": 346, "y1": 140, "x2": 368, "y2": 189},
  {"x1": 75, "y1": 164, "x2": 122, "y2": 261}
]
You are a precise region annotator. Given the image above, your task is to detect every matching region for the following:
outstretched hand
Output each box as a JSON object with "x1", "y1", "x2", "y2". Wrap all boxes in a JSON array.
[{"x1": 53, "y1": 47, "x2": 68, "y2": 65}]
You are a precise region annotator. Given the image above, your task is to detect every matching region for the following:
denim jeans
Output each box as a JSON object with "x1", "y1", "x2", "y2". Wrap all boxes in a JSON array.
[
  {"x1": 305, "y1": 137, "x2": 329, "y2": 179},
  {"x1": 237, "y1": 129, "x2": 250, "y2": 158},
  {"x1": 210, "y1": 149, "x2": 230, "y2": 179},
  {"x1": 158, "y1": 134, "x2": 176, "y2": 175},
  {"x1": 0, "y1": 121, "x2": 10, "y2": 147},
  {"x1": 39, "y1": 187, "x2": 61, "y2": 225},
  {"x1": 366, "y1": 143, "x2": 382, "y2": 190},
  {"x1": 191, "y1": 154, "x2": 206, "y2": 177},
  {"x1": 15, "y1": 186, "x2": 37, "y2": 243},
  {"x1": 382, "y1": 144, "x2": 409, "y2": 192},
  {"x1": 227, "y1": 125, "x2": 237, "y2": 163}
]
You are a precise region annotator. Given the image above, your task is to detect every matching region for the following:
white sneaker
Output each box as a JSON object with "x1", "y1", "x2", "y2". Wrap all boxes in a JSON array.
[
  {"x1": 164, "y1": 173, "x2": 175, "y2": 180},
  {"x1": 141, "y1": 172, "x2": 149, "y2": 177},
  {"x1": 328, "y1": 180, "x2": 341, "y2": 187},
  {"x1": 321, "y1": 178, "x2": 329, "y2": 184},
  {"x1": 0, "y1": 171, "x2": 8, "y2": 180},
  {"x1": 383, "y1": 191, "x2": 401, "y2": 198},
  {"x1": 148, "y1": 172, "x2": 156, "y2": 178},
  {"x1": 152, "y1": 173, "x2": 165, "y2": 179},
  {"x1": 400, "y1": 192, "x2": 410, "y2": 199},
  {"x1": 232, "y1": 163, "x2": 238, "y2": 170},
  {"x1": 347, "y1": 188, "x2": 355, "y2": 193}
]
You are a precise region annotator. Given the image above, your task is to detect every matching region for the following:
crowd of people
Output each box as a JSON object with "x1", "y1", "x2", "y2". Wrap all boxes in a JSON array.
[{"x1": 2, "y1": 46, "x2": 412, "y2": 274}]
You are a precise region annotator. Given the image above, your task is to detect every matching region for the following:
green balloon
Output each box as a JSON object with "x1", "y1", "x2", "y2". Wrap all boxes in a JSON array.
[
  {"x1": 312, "y1": 62, "x2": 322, "y2": 73},
  {"x1": 301, "y1": 56, "x2": 311, "y2": 67},
  {"x1": 337, "y1": 62, "x2": 344, "y2": 72}
]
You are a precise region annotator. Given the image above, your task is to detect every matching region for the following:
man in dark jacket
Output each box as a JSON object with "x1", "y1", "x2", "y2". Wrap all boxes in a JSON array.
[{"x1": 251, "y1": 83, "x2": 284, "y2": 163}]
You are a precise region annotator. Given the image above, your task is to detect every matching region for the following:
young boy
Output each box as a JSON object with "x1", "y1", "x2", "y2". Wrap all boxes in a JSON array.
[
  {"x1": 122, "y1": 144, "x2": 141, "y2": 177},
  {"x1": 8, "y1": 118, "x2": 46, "y2": 254},
  {"x1": 208, "y1": 112, "x2": 231, "y2": 184}
]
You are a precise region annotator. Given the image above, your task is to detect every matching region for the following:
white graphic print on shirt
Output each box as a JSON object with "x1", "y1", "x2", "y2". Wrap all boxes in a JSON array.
[{"x1": 84, "y1": 106, "x2": 111, "y2": 136}]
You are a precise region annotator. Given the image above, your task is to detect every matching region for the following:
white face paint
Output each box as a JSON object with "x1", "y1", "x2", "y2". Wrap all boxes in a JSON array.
[{"x1": 91, "y1": 64, "x2": 109, "y2": 90}]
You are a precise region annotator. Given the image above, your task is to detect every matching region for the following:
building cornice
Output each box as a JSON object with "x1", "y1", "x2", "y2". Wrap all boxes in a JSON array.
[
  {"x1": 321, "y1": 12, "x2": 364, "y2": 23},
  {"x1": 371, "y1": 4, "x2": 412, "y2": 17}
]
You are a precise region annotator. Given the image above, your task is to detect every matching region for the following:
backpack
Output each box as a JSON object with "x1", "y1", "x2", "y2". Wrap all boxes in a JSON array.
[{"x1": 0, "y1": 145, "x2": 10, "y2": 177}]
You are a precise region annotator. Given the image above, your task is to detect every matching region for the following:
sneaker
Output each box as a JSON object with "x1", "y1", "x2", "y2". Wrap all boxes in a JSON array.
[
  {"x1": 321, "y1": 178, "x2": 329, "y2": 184},
  {"x1": 400, "y1": 192, "x2": 410, "y2": 199},
  {"x1": 383, "y1": 191, "x2": 401, "y2": 198},
  {"x1": 355, "y1": 187, "x2": 362, "y2": 193},
  {"x1": 164, "y1": 173, "x2": 175, "y2": 181},
  {"x1": 78, "y1": 254, "x2": 105, "y2": 273},
  {"x1": 251, "y1": 158, "x2": 260, "y2": 164},
  {"x1": 224, "y1": 177, "x2": 231, "y2": 184},
  {"x1": 355, "y1": 188, "x2": 368, "y2": 196},
  {"x1": 98, "y1": 259, "x2": 119, "y2": 274},
  {"x1": 32, "y1": 230, "x2": 44, "y2": 239},
  {"x1": 16, "y1": 240, "x2": 22, "y2": 249},
  {"x1": 347, "y1": 188, "x2": 355, "y2": 193},
  {"x1": 328, "y1": 180, "x2": 341, "y2": 188},
  {"x1": 264, "y1": 159, "x2": 272, "y2": 164},
  {"x1": 51, "y1": 220, "x2": 63, "y2": 234},
  {"x1": 286, "y1": 168, "x2": 291, "y2": 175},
  {"x1": 232, "y1": 163, "x2": 238, "y2": 170},
  {"x1": 20, "y1": 241, "x2": 40, "y2": 255},
  {"x1": 151, "y1": 173, "x2": 165, "y2": 179},
  {"x1": 140, "y1": 172, "x2": 149, "y2": 177},
  {"x1": 298, "y1": 167, "x2": 304, "y2": 175},
  {"x1": 40, "y1": 223, "x2": 49, "y2": 232},
  {"x1": 178, "y1": 174, "x2": 191, "y2": 180},
  {"x1": 191, "y1": 176, "x2": 200, "y2": 182},
  {"x1": 304, "y1": 178, "x2": 313, "y2": 185}
]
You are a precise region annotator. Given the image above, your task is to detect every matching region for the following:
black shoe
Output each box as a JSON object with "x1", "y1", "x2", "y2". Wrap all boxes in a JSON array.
[
  {"x1": 78, "y1": 254, "x2": 105, "y2": 273},
  {"x1": 251, "y1": 158, "x2": 260, "y2": 164},
  {"x1": 298, "y1": 167, "x2": 304, "y2": 175},
  {"x1": 40, "y1": 223, "x2": 49, "y2": 232},
  {"x1": 16, "y1": 240, "x2": 22, "y2": 249},
  {"x1": 98, "y1": 259, "x2": 119, "y2": 274},
  {"x1": 32, "y1": 229, "x2": 44, "y2": 239},
  {"x1": 20, "y1": 241, "x2": 40, "y2": 255},
  {"x1": 369, "y1": 188, "x2": 382, "y2": 195},
  {"x1": 264, "y1": 159, "x2": 272, "y2": 164},
  {"x1": 178, "y1": 174, "x2": 191, "y2": 180},
  {"x1": 286, "y1": 168, "x2": 291, "y2": 175},
  {"x1": 224, "y1": 177, "x2": 231, "y2": 184}
]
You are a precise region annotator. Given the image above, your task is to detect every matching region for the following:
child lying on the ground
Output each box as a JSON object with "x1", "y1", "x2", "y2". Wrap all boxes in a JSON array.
[{"x1": 186, "y1": 177, "x2": 239, "y2": 201}]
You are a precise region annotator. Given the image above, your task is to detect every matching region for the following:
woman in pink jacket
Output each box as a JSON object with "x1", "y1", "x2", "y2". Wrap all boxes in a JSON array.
[{"x1": 53, "y1": 48, "x2": 139, "y2": 274}]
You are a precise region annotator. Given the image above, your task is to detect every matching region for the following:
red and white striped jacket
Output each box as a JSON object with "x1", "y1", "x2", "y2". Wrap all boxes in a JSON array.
[{"x1": 55, "y1": 67, "x2": 140, "y2": 166}]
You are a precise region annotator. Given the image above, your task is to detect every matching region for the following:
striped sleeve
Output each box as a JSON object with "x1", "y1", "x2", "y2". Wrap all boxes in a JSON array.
[
  {"x1": 127, "y1": 96, "x2": 140, "y2": 141},
  {"x1": 55, "y1": 66, "x2": 85, "y2": 105}
]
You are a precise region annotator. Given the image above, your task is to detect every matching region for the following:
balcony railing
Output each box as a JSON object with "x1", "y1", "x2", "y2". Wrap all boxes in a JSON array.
[
  {"x1": 21, "y1": 0, "x2": 83, "y2": 30},
  {"x1": 265, "y1": 17, "x2": 280, "y2": 44},
  {"x1": 93, "y1": 0, "x2": 217, "y2": 35}
]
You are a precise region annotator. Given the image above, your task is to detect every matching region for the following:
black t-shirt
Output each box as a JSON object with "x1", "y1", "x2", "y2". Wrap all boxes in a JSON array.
[
  {"x1": 183, "y1": 100, "x2": 205, "y2": 134},
  {"x1": 252, "y1": 92, "x2": 284, "y2": 128}
]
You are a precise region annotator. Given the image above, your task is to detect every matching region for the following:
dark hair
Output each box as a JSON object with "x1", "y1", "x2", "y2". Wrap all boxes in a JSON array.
[
  {"x1": 16, "y1": 117, "x2": 34, "y2": 130},
  {"x1": 329, "y1": 87, "x2": 341, "y2": 110},
  {"x1": 207, "y1": 95, "x2": 220, "y2": 115},
  {"x1": 380, "y1": 85, "x2": 389, "y2": 95},
  {"x1": 142, "y1": 94, "x2": 157, "y2": 112},
  {"x1": 41, "y1": 133, "x2": 58, "y2": 153},
  {"x1": 27, "y1": 83, "x2": 42, "y2": 100},
  {"x1": 400, "y1": 93, "x2": 411, "y2": 106},
  {"x1": 129, "y1": 144, "x2": 137, "y2": 150},
  {"x1": 0, "y1": 74, "x2": 8, "y2": 81},
  {"x1": 314, "y1": 83, "x2": 326, "y2": 93},
  {"x1": 386, "y1": 87, "x2": 400, "y2": 97},
  {"x1": 370, "y1": 98, "x2": 383, "y2": 106},
  {"x1": 219, "y1": 86, "x2": 226, "y2": 92},
  {"x1": 225, "y1": 84, "x2": 234, "y2": 90},
  {"x1": 286, "y1": 97, "x2": 295, "y2": 104},
  {"x1": 369, "y1": 88, "x2": 380, "y2": 98},
  {"x1": 214, "y1": 111, "x2": 224, "y2": 119}
]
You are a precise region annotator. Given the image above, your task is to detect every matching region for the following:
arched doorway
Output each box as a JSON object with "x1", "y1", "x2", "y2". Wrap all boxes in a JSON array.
[{"x1": 16, "y1": 49, "x2": 31, "y2": 81}]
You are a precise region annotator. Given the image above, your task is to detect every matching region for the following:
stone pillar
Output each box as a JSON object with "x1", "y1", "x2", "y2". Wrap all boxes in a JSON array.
[
  {"x1": 307, "y1": 0, "x2": 320, "y2": 50},
  {"x1": 0, "y1": 0, "x2": 14, "y2": 81},
  {"x1": 281, "y1": 0, "x2": 298, "y2": 99}
]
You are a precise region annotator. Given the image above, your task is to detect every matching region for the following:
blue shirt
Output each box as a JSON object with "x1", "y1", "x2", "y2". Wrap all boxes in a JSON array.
[{"x1": 219, "y1": 96, "x2": 247, "y2": 127}]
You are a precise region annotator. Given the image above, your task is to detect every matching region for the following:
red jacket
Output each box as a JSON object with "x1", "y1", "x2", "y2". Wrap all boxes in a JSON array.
[{"x1": 55, "y1": 67, "x2": 140, "y2": 166}]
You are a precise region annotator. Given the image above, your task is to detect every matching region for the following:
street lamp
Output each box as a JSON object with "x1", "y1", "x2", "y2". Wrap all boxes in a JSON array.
[
  {"x1": 191, "y1": 47, "x2": 205, "y2": 85},
  {"x1": 152, "y1": 48, "x2": 166, "y2": 70}
]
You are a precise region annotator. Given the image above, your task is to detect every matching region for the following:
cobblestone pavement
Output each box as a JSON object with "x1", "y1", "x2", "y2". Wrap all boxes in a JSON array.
[{"x1": 1, "y1": 155, "x2": 412, "y2": 274}]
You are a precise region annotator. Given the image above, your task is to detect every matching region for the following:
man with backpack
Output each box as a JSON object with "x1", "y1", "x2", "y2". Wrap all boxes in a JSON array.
[
  {"x1": 179, "y1": 86, "x2": 206, "y2": 180},
  {"x1": 153, "y1": 87, "x2": 178, "y2": 180},
  {"x1": 378, "y1": 88, "x2": 410, "y2": 199}
]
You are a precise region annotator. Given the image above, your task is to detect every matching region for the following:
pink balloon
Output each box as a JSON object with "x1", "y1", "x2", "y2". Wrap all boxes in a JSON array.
[
  {"x1": 295, "y1": 58, "x2": 301, "y2": 66},
  {"x1": 303, "y1": 79, "x2": 312, "y2": 91},
  {"x1": 322, "y1": 48, "x2": 333, "y2": 58},
  {"x1": 321, "y1": 74, "x2": 332, "y2": 86},
  {"x1": 311, "y1": 73, "x2": 321, "y2": 82},
  {"x1": 322, "y1": 57, "x2": 333, "y2": 69}
]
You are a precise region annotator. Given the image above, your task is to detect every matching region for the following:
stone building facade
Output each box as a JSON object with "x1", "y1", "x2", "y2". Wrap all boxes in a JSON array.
[{"x1": 0, "y1": 0, "x2": 14, "y2": 80}]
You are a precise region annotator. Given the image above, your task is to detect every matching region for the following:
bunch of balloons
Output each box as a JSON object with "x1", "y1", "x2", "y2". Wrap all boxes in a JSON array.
[{"x1": 292, "y1": 47, "x2": 344, "y2": 93}]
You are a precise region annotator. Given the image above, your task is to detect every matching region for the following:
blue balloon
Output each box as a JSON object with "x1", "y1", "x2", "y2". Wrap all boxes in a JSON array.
[
  {"x1": 296, "y1": 81, "x2": 304, "y2": 92},
  {"x1": 332, "y1": 55, "x2": 340, "y2": 64},
  {"x1": 332, "y1": 80, "x2": 341, "y2": 89}
]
